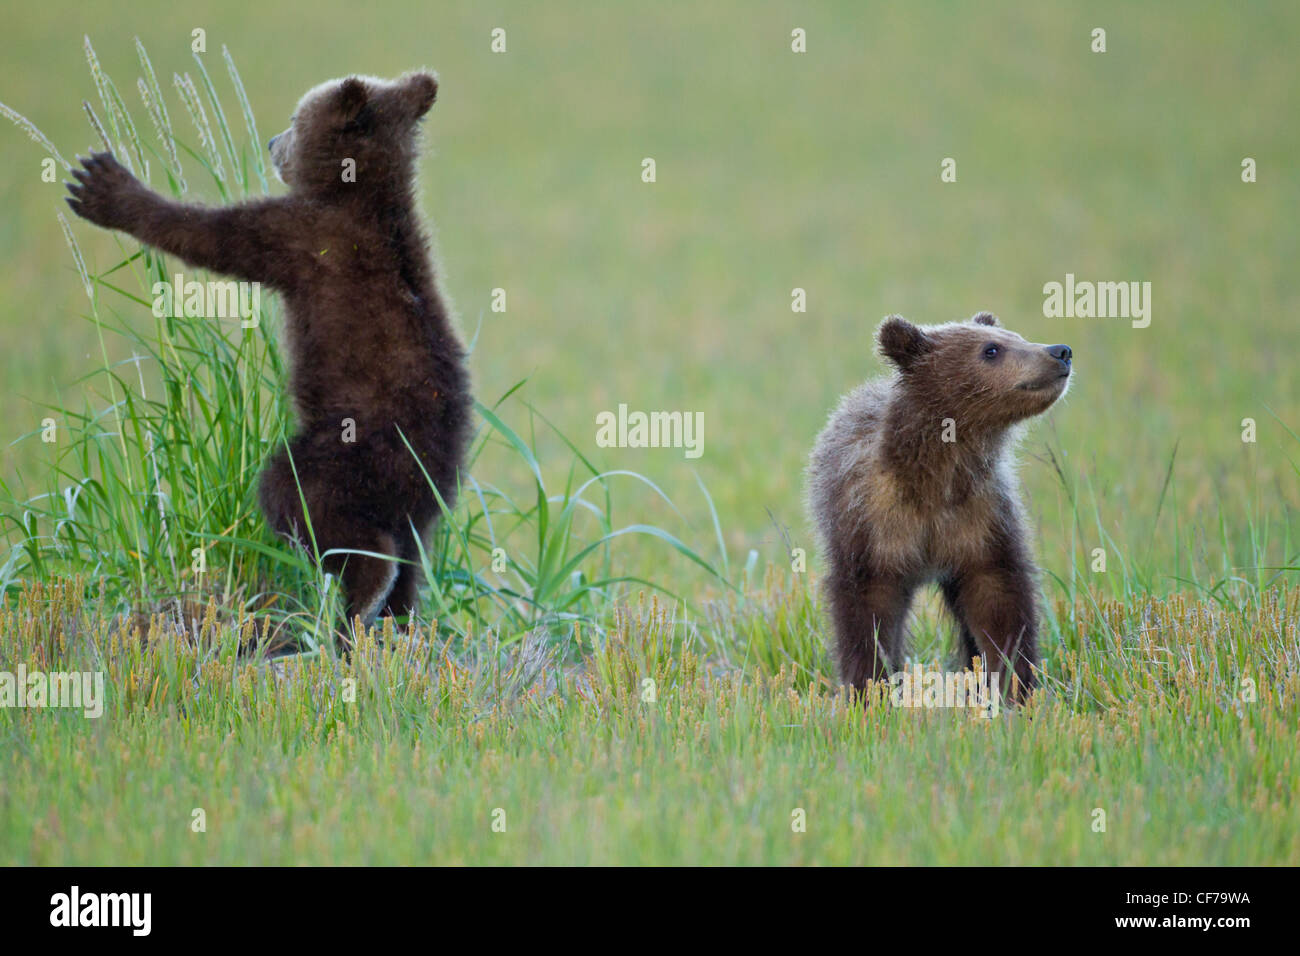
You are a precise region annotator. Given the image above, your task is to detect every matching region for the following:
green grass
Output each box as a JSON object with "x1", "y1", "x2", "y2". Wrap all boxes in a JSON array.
[
  {"x1": 0, "y1": 3, "x2": 1298, "y2": 865},
  {"x1": 3, "y1": 580, "x2": 1297, "y2": 864}
]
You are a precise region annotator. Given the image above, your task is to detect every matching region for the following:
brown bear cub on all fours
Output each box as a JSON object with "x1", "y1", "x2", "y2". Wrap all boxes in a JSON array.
[
  {"x1": 807, "y1": 312, "x2": 1072, "y2": 703},
  {"x1": 66, "y1": 71, "x2": 472, "y2": 636}
]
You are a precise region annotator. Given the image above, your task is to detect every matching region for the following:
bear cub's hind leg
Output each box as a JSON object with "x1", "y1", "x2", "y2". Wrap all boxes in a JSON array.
[
  {"x1": 258, "y1": 451, "x2": 404, "y2": 639},
  {"x1": 942, "y1": 578, "x2": 982, "y2": 670},
  {"x1": 380, "y1": 534, "x2": 424, "y2": 623},
  {"x1": 327, "y1": 529, "x2": 401, "y2": 633}
]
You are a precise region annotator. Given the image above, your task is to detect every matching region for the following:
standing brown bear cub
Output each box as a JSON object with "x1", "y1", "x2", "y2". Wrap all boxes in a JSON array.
[
  {"x1": 66, "y1": 72, "x2": 472, "y2": 633},
  {"x1": 807, "y1": 313, "x2": 1071, "y2": 702}
]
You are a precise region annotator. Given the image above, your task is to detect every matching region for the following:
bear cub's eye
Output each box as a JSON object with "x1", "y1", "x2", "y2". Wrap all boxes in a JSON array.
[{"x1": 983, "y1": 344, "x2": 1000, "y2": 360}]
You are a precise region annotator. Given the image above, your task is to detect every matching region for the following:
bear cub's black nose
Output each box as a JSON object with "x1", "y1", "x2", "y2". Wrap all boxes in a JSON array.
[
  {"x1": 268, "y1": 134, "x2": 281, "y2": 151},
  {"x1": 1048, "y1": 344, "x2": 1072, "y2": 368}
]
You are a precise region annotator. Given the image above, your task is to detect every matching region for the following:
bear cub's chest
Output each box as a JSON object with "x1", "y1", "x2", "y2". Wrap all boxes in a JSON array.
[{"x1": 864, "y1": 469, "x2": 1000, "y2": 576}]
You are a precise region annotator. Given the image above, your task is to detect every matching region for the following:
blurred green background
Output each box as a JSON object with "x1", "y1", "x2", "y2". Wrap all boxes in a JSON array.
[{"x1": 1, "y1": 0, "x2": 1296, "y2": 596}]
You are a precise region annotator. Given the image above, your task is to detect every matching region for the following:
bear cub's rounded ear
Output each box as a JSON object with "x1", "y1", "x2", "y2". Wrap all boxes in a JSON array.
[
  {"x1": 877, "y1": 316, "x2": 933, "y2": 371},
  {"x1": 972, "y1": 312, "x2": 999, "y2": 327},
  {"x1": 400, "y1": 71, "x2": 439, "y2": 119},
  {"x1": 335, "y1": 77, "x2": 370, "y2": 123}
]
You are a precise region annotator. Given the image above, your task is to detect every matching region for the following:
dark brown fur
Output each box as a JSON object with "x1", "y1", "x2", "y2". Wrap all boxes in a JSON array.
[
  {"x1": 66, "y1": 72, "x2": 471, "y2": 634},
  {"x1": 806, "y1": 312, "x2": 1072, "y2": 702}
]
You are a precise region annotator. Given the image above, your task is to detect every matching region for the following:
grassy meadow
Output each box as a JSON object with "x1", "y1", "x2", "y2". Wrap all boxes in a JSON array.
[{"x1": 0, "y1": 1, "x2": 1297, "y2": 865}]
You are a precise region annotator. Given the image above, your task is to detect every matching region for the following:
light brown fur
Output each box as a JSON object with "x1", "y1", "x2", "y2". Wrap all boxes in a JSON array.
[{"x1": 807, "y1": 312, "x2": 1072, "y2": 701}]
